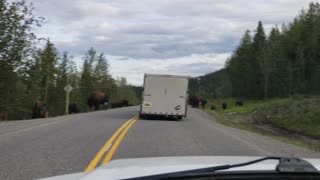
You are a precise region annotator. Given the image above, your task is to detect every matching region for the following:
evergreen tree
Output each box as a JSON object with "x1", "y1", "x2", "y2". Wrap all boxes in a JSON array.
[
  {"x1": 227, "y1": 30, "x2": 253, "y2": 98},
  {"x1": 53, "y1": 51, "x2": 73, "y2": 115},
  {"x1": 113, "y1": 77, "x2": 138, "y2": 105},
  {"x1": 79, "y1": 48, "x2": 97, "y2": 110},
  {"x1": 261, "y1": 27, "x2": 281, "y2": 99},
  {"x1": 252, "y1": 21, "x2": 266, "y2": 98},
  {"x1": 0, "y1": 0, "x2": 41, "y2": 119},
  {"x1": 39, "y1": 40, "x2": 58, "y2": 114}
]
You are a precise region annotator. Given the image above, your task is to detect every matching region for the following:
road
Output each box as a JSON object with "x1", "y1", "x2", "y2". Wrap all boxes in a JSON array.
[{"x1": 0, "y1": 106, "x2": 319, "y2": 180}]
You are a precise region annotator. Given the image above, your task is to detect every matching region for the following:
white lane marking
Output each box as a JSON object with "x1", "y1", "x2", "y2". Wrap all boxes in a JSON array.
[{"x1": 105, "y1": 143, "x2": 112, "y2": 152}]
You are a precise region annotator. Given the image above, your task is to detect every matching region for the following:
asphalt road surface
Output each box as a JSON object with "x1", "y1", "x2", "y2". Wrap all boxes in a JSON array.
[{"x1": 0, "y1": 106, "x2": 319, "y2": 180}]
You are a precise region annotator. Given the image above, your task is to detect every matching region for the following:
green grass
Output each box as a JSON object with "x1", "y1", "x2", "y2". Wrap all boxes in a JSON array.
[
  {"x1": 205, "y1": 108, "x2": 320, "y2": 151},
  {"x1": 209, "y1": 98, "x2": 291, "y2": 115},
  {"x1": 205, "y1": 110, "x2": 242, "y2": 128},
  {"x1": 205, "y1": 97, "x2": 320, "y2": 151},
  {"x1": 270, "y1": 107, "x2": 320, "y2": 137}
]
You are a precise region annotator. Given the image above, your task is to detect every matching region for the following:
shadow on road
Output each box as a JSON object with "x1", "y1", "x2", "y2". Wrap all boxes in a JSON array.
[{"x1": 139, "y1": 115, "x2": 183, "y2": 122}]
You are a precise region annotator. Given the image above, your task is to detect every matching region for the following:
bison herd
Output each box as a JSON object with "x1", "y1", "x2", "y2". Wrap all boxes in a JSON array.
[
  {"x1": 26, "y1": 91, "x2": 245, "y2": 120},
  {"x1": 30, "y1": 91, "x2": 131, "y2": 119},
  {"x1": 188, "y1": 96, "x2": 244, "y2": 111},
  {"x1": 189, "y1": 96, "x2": 207, "y2": 109}
]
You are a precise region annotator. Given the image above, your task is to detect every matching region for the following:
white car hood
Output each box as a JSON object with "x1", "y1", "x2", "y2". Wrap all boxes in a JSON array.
[{"x1": 40, "y1": 156, "x2": 320, "y2": 180}]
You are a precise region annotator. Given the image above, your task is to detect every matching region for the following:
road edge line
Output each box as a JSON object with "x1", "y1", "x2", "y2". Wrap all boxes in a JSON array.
[
  {"x1": 84, "y1": 116, "x2": 137, "y2": 172},
  {"x1": 101, "y1": 116, "x2": 139, "y2": 165}
]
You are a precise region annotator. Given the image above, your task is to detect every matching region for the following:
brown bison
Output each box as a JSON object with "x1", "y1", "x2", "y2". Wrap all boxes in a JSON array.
[
  {"x1": 0, "y1": 112, "x2": 8, "y2": 120},
  {"x1": 201, "y1": 99, "x2": 207, "y2": 109},
  {"x1": 68, "y1": 103, "x2": 79, "y2": 114},
  {"x1": 32, "y1": 100, "x2": 45, "y2": 119},
  {"x1": 189, "y1": 96, "x2": 207, "y2": 109},
  {"x1": 235, "y1": 99, "x2": 244, "y2": 106},
  {"x1": 189, "y1": 96, "x2": 201, "y2": 108},
  {"x1": 222, "y1": 102, "x2": 228, "y2": 110},
  {"x1": 111, "y1": 99, "x2": 129, "y2": 108},
  {"x1": 87, "y1": 91, "x2": 109, "y2": 110}
]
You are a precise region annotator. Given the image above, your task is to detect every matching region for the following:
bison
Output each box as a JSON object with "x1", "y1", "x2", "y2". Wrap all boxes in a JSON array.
[
  {"x1": 235, "y1": 99, "x2": 244, "y2": 106},
  {"x1": 189, "y1": 96, "x2": 207, "y2": 109},
  {"x1": 189, "y1": 96, "x2": 201, "y2": 108},
  {"x1": 32, "y1": 100, "x2": 45, "y2": 119},
  {"x1": 0, "y1": 112, "x2": 8, "y2": 120},
  {"x1": 68, "y1": 103, "x2": 79, "y2": 114},
  {"x1": 201, "y1": 99, "x2": 207, "y2": 109},
  {"x1": 211, "y1": 104, "x2": 216, "y2": 110},
  {"x1": 111, "y1": 99, "x2": 129, "y2": 108},
  {"x1": 87, "y1": 91, "x2": 109, "y2": 110},
  {"x1": 222, "y1": 102, "x2": 228, "y2": 110}
]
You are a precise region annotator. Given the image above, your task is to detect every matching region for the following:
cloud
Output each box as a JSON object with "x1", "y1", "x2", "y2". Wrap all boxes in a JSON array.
[
  {"x1": 77, "y1": 0, "x2": 120, "y2": 17},
  {"x1": 31, "y1": 0, "x2": 313, "y2": 58},
  {"x1": 108, "y1": 53, "x2": 230, "y2": 85},
  {"x1": 26, "y1": 0, "x2": 317, "y2": 85}
]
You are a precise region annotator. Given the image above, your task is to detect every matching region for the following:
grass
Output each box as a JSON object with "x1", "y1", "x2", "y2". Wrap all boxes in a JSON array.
[
  {"x1": 205, "y1": 97, "x2": 320, "y2": 151},
  {"x1": 270, "y1": 107, "x2": 320, "y2": 137},
  {"x1": 205, "y1": 109, "x2": 247, "y2": 129},
  {"x1": 213, "y1": 98, "x2": 290, "y2": 114}
]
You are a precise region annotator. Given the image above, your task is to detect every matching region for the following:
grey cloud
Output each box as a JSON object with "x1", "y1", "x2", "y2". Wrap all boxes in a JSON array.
[
  {"x1": 55, "y1": 16, "x2": 242, "y2": 58},
  {"x1": 29, "y1": 0, "x2": 315, "y2": 59},
  {"x1": 167, "y1": 62, "x2": 222, "y2": 75},
  {"x1": 31, "y1": 1, "x2": 85, "y2": 23}
]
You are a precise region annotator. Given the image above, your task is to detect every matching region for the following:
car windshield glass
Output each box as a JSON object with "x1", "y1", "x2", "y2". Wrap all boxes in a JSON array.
[{"x1": 1, "y1": 0, "x2": 320, "y2": 180}]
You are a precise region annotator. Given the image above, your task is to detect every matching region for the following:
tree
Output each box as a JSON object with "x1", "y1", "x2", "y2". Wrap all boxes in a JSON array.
[
  {"x1": 226, "y1": 30, "x2": 254, "y2": 98},
  {"x1": 39, "y1": 40, "x2": 58, "y2": 108},
  {"x1": 53, "y1": 51, "x2": 73, "y2": 115},
  {"x1": 94, "y1": 53, "x2": 113, "y2": 92},
  {"x1": 0, "y1": 0, "x2": 41, "y2": 119},
  {"x1": 113, "y1": 77, "x2": 138, "y2": 105},
  {"x1": 261, "y1": 27, "x2": 281, "y2": 99},
  {"x1": 79, "y1": 48, "x2": 97, "y2": 110},
  {"x1": 252, "y1": 21, "x2": 266, "y2": 99},
  {"x1": 190, "y1": 2, "x2": 320, "y2": 101},
  {"x1": 303, "y1": 2, "x2": 320, "y2": 94},
  {"x1": 24, "y1": 49, "x2": 43, "y2": 114},
  {"x1": 0, "y1": 1, "x2": 144, "y2": 119}
]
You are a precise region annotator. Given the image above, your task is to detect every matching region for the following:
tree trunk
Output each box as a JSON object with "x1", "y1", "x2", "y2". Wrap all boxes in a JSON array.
[{"x1": 264, "y1": 72, "x2": 269, "y2": 100}]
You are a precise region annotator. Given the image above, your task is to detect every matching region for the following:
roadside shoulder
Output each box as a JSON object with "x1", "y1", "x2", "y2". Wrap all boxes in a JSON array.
[{"x1": 203, "y1": 109, "x2": 320, "y2": 152}]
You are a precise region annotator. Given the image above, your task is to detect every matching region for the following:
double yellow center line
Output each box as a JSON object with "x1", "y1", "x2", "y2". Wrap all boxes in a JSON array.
[{"x1": 85, "y1": 115, "x2": 139, "y2": 172}]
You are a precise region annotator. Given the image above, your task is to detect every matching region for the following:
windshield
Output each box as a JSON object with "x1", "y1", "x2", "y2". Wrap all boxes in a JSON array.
[{"x1": 0, "y1": 0, "x2": 320, "y2": 180}]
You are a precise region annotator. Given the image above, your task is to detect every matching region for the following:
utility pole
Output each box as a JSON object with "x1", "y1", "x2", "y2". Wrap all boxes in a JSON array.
[{"x1": 197, "y1": 77, "x2": 201, "y2": 95}]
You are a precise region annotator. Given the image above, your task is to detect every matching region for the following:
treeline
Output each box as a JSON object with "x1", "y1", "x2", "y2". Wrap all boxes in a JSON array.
[
  {"x1": 189, "y1": 69, "x2": 232, "y2": 99},
  {"x1": 190, "y1": 2, "x2": 320, "y2": 100},
  {"x1": 0, "y1": 0, "x2": 139, "y2": 120}
]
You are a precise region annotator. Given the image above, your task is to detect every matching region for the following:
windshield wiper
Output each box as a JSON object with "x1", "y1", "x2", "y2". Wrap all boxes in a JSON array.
[{"x1": 126, "y1": 157, "x2": 319, "y2": 180}]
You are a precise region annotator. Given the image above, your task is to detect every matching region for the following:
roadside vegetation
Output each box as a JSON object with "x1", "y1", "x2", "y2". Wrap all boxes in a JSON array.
[
  {"x1": 205, "y1": 97, "x2": 320, "y2": 151},
  {"x1": 0, "y1": 0, "x2": 140, "y2": 120},
  {"x1": 189, "y1": 2, "x2": 320, "y2": 100},
  {"x1": 188, "y1": 2, "x2": 320, "y2": 149}
]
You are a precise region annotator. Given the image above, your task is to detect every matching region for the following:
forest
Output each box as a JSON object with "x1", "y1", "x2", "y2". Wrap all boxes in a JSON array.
[
  {"x1": 2, "y1": 1, "x2": 320, "y2": 120},
  {"x1": 190, "y1": 2, "x2": 320, "y2": 100},
  {"x1": 0, "y1": 0, "x2": 140, "y2": 120}
]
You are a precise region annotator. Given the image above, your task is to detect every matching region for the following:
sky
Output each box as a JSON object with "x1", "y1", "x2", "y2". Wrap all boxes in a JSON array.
[{"x1": 27, "y1": 0, "x2": 316, "y2": 85}]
